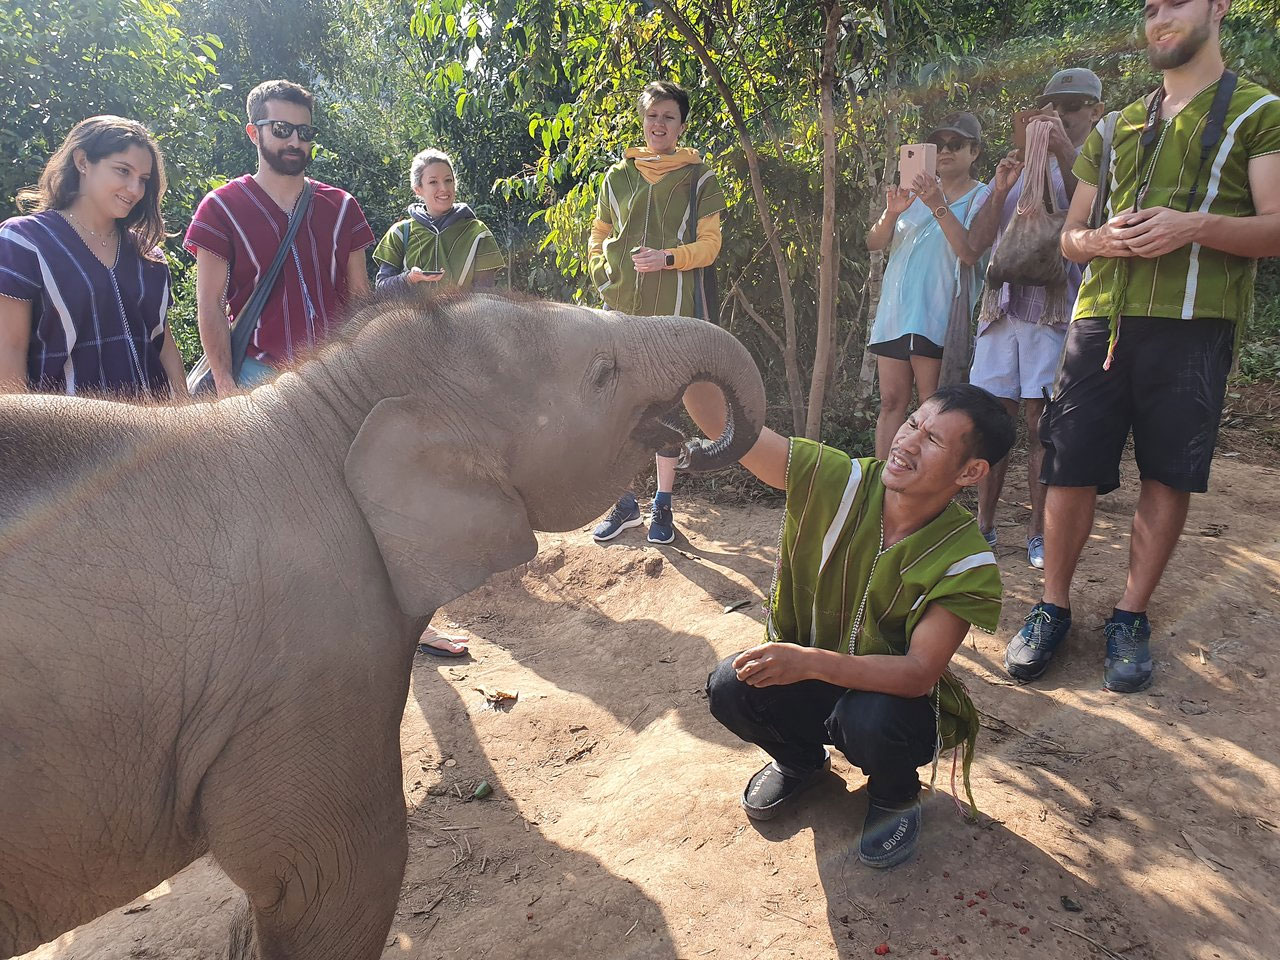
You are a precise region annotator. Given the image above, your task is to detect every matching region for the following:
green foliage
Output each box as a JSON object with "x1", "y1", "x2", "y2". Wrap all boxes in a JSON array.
[
  {"x1": 0, "y1": 0, "x2": 225, "y2": 219},
  {"x1": 3, "y1": 0, "x2": 1278, "y2": 406},
  {"x1": 1239, "y1": 266, "x2": 1280, "y2": 383}
]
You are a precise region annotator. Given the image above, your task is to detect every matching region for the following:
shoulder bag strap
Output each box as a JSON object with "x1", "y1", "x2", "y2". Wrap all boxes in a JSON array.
[
  {"x1": 686, "y1": 164, "x2": 706, "y2": 319},
  {"x1": 1090, "y1": 111, "x2": 1120, "y2": 229},
  {"x1": 400, "y1": 219, "x2": 412, "y2": 260},
  {"x1": 229, "y1": 180, "x2": 315, "y2": 380},
  {"x1": 1185, "y1": 70, "x2": 1237, "y2": 212}
]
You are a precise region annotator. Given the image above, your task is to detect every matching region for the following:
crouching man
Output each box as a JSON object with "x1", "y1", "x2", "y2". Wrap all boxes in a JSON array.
[{"x1": 685, "y1": 384, "x2": 1014, "y2": 868}]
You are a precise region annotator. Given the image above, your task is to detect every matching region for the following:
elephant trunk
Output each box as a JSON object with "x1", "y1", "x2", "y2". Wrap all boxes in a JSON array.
[{"x1": 629, "y1": 315, "x2": 767, "y2": 474}]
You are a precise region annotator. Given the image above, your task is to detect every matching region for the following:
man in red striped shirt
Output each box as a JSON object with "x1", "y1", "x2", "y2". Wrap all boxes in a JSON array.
[{"x1": 185, "y1": 80, "x2": 374, "y2": 396}]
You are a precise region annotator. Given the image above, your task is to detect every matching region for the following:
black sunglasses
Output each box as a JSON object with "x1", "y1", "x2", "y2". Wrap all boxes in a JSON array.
[
  {"x1": 254, "y1": 119, "x2": 317, "y2": 142},
  {"x1": 1045, "y1": 97, "x2": 1099, "y2": 114},
  {"x1": 929, "y1": 136, "x2": 973, "y2": 152}
]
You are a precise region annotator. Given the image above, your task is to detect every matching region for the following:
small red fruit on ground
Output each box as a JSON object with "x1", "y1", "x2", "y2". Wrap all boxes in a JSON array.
[
  {"x1": 874, "y1": 944, "x2": 891, "y2": 956},
  {"x1": 1020, "y1": 927, "x2": 1030, "y2": 935}
]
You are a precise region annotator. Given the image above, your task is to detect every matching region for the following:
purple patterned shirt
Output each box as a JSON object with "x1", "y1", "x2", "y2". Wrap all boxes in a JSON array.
[{"x1": 0, "y1": 211, "x2": 172, "y2": 396}]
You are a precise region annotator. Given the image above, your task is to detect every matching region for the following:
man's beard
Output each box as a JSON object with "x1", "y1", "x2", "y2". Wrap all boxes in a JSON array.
[
  {"x1": 1147, "y1": 16, "x2": 1211, "y2": 69},
  {"x1": 262, "y1": 143, "x2": 312, "y2": 176}
]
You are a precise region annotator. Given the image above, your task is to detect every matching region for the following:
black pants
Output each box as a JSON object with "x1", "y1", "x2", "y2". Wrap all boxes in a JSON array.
[{"x1": 706, "y1": 654, "x2": 938, "y2": 804}]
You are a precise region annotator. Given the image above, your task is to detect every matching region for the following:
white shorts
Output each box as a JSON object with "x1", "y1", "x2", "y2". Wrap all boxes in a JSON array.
[{"x1": 969, "y1": 314, "x2": 1068, "y2": 401}]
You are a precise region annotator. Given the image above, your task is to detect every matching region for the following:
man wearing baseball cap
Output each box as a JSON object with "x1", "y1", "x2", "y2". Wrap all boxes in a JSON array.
[
  {"x1": 965, "y1": 69, "x2": 1105, "y2": 571},
  {"x1": 1006, "y1": 0, "x2": 1280, "y2": 694}
]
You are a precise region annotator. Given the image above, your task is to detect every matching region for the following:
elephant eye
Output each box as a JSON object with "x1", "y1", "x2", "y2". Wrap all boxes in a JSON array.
[{"x1": 589, "y1": 355, "x2": 617, "y2": 391}]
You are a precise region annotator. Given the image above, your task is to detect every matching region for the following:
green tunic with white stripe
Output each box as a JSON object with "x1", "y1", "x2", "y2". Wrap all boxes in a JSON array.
[
  {"x1": 767, "y1": 439, "x2": 1003, "y2": 812},
  {"x1": 1073, "y1": 76, "x2": 1280, "y2": 326},
  {"x1": 373, "y1": 209, "x2": 504, "y2": 290},
  {"x1": 591, "y1": 158, "x2": 726, "y2": 317}
]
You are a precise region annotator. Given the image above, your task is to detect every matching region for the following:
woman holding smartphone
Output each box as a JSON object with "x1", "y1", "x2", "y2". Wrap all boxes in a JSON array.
[
  {"x1": 865, "y1": 112, "x2": 989, "y2": 458},
  {"x1": 586, "y1": 80, "x2": 727, "y2": 546},
  {"x1": 374, "y1": 148, "x2": 505, "y2": 659},
  {"x1": 373, "y1": 148, "x2": 504, "y2": 292}
]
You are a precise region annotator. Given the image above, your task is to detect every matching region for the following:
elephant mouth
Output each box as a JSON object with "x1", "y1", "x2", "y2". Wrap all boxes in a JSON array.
[
  {"x1": 631, "y1": 396, "x2": 737, "y2": 470},
  {"x1": 631, "y1": 401, "x2": 687, "y2": 453}
]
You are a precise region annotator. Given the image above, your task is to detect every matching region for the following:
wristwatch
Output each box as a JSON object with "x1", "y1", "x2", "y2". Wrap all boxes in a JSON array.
[
  {"x1": 665, "y1": 251, "x2": 675, "y2": 267},
  {"x1": 932, "y1": 204, "x2": 949, "y2": 220}
]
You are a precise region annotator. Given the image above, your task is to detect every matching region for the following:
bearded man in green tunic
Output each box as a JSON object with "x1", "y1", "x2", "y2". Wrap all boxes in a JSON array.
[{"x1": 686, "y1": 382, "x2": 1014, "y2": 868}]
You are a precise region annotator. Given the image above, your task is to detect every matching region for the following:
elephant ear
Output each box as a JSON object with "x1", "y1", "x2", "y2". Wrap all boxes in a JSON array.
[{"x1": 344, "y1": 396, "x2": 537, "y2": 618}]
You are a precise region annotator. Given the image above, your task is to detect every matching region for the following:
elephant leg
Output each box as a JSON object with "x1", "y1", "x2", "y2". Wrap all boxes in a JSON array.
[{"x1": 201, "y1": 727, "x2": 407, "y2": 960}]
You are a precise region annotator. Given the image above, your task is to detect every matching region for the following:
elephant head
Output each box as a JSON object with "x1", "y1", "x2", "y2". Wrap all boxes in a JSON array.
[{"x1": 314, "y1": 291, "x2": 766, "y2": 617}]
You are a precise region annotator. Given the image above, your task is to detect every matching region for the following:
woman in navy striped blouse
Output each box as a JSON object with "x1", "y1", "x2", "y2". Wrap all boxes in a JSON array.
[{"x1": 0, "y1": 116, "x2": 187, "y2": 398}]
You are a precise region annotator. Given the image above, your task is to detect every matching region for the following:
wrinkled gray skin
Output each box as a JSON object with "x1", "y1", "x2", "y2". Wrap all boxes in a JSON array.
[{"x1": 0, "y1": 292, "x2": 765, "y2": 960}]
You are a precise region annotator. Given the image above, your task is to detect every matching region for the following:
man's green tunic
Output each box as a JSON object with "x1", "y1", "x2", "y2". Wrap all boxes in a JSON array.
[{"x1": 767, "y1": 439, "x2": 1002, "y2": 812}]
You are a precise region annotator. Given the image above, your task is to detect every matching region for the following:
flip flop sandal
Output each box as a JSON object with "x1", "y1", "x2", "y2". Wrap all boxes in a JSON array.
[{"x1": 416, "y1": 639, "x2": 470, "y2": 658}]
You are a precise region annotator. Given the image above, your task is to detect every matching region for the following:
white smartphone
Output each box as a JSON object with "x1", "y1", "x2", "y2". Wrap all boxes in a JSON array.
[{"x1": 899, "y1": 143, "x2": 937, "y2": 189}]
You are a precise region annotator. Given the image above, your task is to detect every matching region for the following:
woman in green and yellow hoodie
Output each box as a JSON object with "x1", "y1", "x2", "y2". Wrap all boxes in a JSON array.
[
  {"x1": 374, "y1": 148, "x2": 504, "y2": 292},
  {"x1": 589, "y1": 80, "x2": 727, "y2": 546}
]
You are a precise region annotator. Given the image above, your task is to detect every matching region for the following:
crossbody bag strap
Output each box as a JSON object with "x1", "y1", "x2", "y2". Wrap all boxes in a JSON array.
[
  {"x1": 686, "y1": 164, "x2": 705, "y2": 319},
  {"x1": 229, "y1": 179, "x2": 315, "y2": 380},
  {"x1": 1090, "y1": 111, "x2": 1120, "y2": 229},
  {"x1": 1185, "y1": 70, "x2": 1237, "y2": 212},
  {"x1": 685, "y1": 164, "x2": 702, "y2": 245}
]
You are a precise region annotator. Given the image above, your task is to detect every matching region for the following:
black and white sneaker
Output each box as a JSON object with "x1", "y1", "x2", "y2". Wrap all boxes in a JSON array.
[
  {"x1": 741, "y1": 754, "x2": 830, "y2": 821},
  {"x1": 592, "y1": 494, "x2": 642, "y2": 541}
]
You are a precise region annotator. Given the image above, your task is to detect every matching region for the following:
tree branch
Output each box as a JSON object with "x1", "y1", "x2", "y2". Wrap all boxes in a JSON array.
[
  {"x1": 733, "y1": 288, "x2": 785, "y2": 352},
  {"x1": 652, "y1": 0, "x2": 806, "y2": 434}
]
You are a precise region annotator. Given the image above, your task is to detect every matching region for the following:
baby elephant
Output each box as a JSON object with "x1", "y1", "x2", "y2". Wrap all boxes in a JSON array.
[{"x1": 0, "y1": 291, "x2": 764, "y2": 959}]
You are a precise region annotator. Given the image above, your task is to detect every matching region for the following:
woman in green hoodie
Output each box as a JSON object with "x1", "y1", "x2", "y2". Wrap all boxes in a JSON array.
[
  {"x1": 376, "y1": 149, "x2": 505, "y2": 658},
  {"x1": 374, "y1": 149, "x2": 504, "y2": 291},
  {"x1": 588, "y1": 80, "x2": 727, "y2": 546}
]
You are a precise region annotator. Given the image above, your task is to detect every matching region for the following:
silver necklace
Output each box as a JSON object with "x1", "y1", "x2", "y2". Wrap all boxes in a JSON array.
[{"x1": 63, "y1": 209, "x2": 113, "y2": 249}]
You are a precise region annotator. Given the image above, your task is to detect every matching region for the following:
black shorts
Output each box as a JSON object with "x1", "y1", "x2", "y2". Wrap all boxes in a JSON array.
[
  {"x1": 868, "y1": 333, "x2": 944, "y2": 361},
  {"x1": 1039, "y1": 316, "x2": 1233, "y2": 494}
]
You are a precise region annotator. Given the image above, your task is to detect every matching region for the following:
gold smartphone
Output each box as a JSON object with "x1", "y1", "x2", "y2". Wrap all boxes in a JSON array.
[
  {"x1": 1013, "y1": 108, "x2": 1052, "y2": 153},
  {"x1": 899, "y1": 143, "x2": 937, "y2": 188}
]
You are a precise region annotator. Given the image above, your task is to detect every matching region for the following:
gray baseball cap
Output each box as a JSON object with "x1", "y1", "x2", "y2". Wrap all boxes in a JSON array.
[
  {"x1": 928, "y1": 112, "x2": 983, "y2": 143},
  {"x1": 1037, "y1": 68, "x2": 1103, "y2": 106}
]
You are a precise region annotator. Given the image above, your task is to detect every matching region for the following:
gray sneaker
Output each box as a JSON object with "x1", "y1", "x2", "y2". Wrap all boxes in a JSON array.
[
  {"x1": 1004, "y1": 602, "x2": 1071, "y2": 682},
  {"x1": 1103, "y1": 615, "x2": 1153, "y2": 693},
  {"x1": 592, "y1": 494, "x2": 642, "y2": 541},
  {"x1": 1027, "y1": 535, "x2": 1045, "y2": 569}
]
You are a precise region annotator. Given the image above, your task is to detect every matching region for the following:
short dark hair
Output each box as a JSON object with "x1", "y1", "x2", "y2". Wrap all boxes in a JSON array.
[
  {"x1": 246, "y1": 80, "x2": 315, "y2": 124},
  {"x1": 638, "y1": 80, "x2": 690, "y2": 123},
  {"x1": 927, "y1": 384, "x2": 1016, "y2": 466}
]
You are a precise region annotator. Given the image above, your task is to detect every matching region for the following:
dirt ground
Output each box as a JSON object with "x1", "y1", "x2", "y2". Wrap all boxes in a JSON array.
[{"x1": 19, "y1": 441, "x2": 1280, "y2": 960}]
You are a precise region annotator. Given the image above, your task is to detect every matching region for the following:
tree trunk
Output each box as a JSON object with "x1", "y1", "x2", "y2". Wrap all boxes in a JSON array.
[
  {"x1": 857, "y1": 0, "x2": 901, "y2": 396},
  {"x1": 653, "y1": 0, "x2": 806, "y2": 435},
  {"x1": 805, "y1": 0, "x2": 842, "y2": 439}
]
